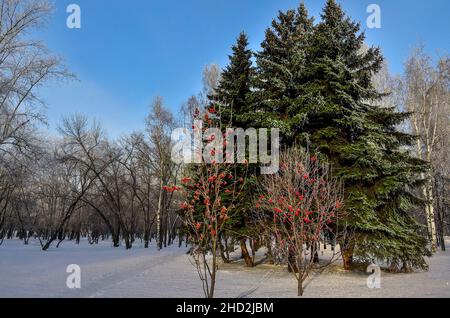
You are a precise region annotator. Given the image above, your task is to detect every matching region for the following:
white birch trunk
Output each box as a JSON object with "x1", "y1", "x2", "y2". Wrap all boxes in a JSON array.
[{"x1": 156, "y1": 178, "x2": 163, "y2": 251}]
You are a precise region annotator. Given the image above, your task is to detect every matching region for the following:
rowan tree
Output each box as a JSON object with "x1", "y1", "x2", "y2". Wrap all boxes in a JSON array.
[{"x1": 258, "y1": 147, "x2": 344, "y2": 296}]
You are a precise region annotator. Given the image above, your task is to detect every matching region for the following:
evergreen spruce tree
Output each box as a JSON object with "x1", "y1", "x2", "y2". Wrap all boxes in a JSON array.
[
  {"x1": 215, "y1": 32, "x2": 254, "y2": 128},
  {"x1": 293, "y1": 0, "x2": 430, "y2": 270},
  {"x1": 210, "y1": 32, "x2": 258, "y2": 266},
  {"x1": 213, "y1": 3, "x2": 317, "y2": 265},
  {"x1": 252, "y1": 3, "x2": 314, "y2": 143},
  {"x1": 362, "y1": 106, "x2": 430, "y2": 271}
]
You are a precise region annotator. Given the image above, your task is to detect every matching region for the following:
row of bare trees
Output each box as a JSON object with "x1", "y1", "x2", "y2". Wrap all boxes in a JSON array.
[
  {"x1": 0, "y1": 0, "x2": 184, "y2": 250},
  {"x1": 1, "y1": 96, "x2": 182, "y2": 250}
]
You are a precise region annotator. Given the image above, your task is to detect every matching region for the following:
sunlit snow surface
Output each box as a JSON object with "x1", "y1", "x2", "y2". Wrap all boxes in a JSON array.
[{"x1": 0, "y1": 239, "x2": 449, "y2": 298}]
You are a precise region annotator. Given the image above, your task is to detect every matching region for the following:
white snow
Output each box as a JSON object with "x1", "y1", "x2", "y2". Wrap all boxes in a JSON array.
[{"x1": 0, "y1": 239, "x2": 449, "y2": 298}]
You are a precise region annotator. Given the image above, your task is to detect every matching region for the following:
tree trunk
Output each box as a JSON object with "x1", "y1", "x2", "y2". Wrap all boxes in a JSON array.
[
  {"x1": 342, "y1": 241, "x2": 354, "y2": 271},
  {"x1": 124, "y1": 231, "x2": 132, "y2": 250},
  {"x1": 288, "y1": 246, "x2": 298, "y2": 273},
  {"x1": 112, "y1": 230, "x2": 120, "y2": 247},
  {"x1": 424, "y1": 178, "x2": 437, "y2": 253},
  {"x1": 402, "y1": 261, "x2": 412, "y2": 273},
  {"x1": 313, "y1": 251, "x2": 319, "y2": 264},
  {"x1": 297, "y1": 279, "x2": 304, "y2": 297},
  {"x1": 240, "y1": 238, "x2": 254, "y2": 267},
  {"x1": 144, "y1": 229, "x2": 150, "y2": 248},
  {"x1": 224, "y1": 235, "x2": 230, "y2": 262},
  {"x1": 266, "y1": 235, "x2": 274, "y2": 265},
  {"x1": 156, "y1": 179, "x2": 163, "y2": 251},
  {"x1": 435, "y1": 175, "x2": 446, "y2": 251},
  {"x1": 218, "y1": 235, "x2": 229, "y2": 263},
  {"x1": 438, "y1": 222, "x2": 446, "y2": 252},
  {"x1": 209, "y1": 255, "x2": 217, "y2": 298}
]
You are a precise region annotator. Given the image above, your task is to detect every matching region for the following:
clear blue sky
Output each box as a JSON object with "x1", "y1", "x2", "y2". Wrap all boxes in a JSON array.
[{"x1": 37, "y1": 0, "x2": 450, "y2": 138}]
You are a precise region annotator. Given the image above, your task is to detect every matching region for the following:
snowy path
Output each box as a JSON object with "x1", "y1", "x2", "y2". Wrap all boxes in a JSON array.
[
  {"x1": 0, "y1": 240, "x2": 201, "y2": 298},
  {"x1": 0, "y1": 240, "x2": 449, "y2": 298}
]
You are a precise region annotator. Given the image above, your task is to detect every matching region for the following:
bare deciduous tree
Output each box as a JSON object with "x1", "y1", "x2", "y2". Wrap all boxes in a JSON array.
[
  {"x1": 0, "y1": 0, "x2": 72, "y2": 240},
  {"x1": 401, "y1": 46, "x2": 450, "y2": 252},
  {"x1": 0, "y1": 0, "x2": 71, "y2": 156},
  {"x1": 146, "y1": 96, "x2": 179, "y2": 250},
  {"x1": 257, "y1": 148, "x2": 345, "y2": 296}
]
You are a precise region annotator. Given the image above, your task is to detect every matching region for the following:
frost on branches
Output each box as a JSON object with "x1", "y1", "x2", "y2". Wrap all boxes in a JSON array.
[
  {"x1": 165, "y1": 106, "x2": 248, "y2": 298},
  {"x1": 257, "y1": 147, "x2": 346, "y2": 296}
]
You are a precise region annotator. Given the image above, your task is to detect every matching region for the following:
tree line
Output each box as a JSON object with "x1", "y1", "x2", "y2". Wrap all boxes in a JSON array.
[{"x1": 0, "y1": 1, "x2": 182, "y2": 249}]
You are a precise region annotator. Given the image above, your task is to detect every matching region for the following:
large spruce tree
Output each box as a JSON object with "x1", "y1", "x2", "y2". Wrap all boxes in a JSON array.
[
  {"x1": 252, "y1": 3, "x2": 314, "y2": 143},
  {"x1": 291, "y1": 0, "x2": 430, "y2": 270}
]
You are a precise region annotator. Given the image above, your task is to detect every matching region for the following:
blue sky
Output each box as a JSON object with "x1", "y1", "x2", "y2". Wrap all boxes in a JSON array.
[{"x1": 37, "y1": 0, "x2": 450, "y2": 138}]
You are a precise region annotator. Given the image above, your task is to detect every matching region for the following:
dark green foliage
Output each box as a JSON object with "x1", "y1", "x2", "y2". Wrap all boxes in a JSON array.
[
  {"x1": 211, "y1": 32, "x2": 262, "y2": 254},
  {"x1": 252, "y1": 4, "x2": 314, "y2": 142},
  {"x1": 287, "y1": 0, "x2": 429, "y2": 269},
  {"x1": 215, "y1": 32, "x2": 254, "y2": 128}
]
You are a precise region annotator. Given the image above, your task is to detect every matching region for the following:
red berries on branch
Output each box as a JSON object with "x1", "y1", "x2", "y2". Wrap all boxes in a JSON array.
[
  {"x1": 208, "y1": 176, "x2": 216, "y2": 182},
  {"x1": 181, "y1": 177, "x2": 192, "y2": 184},
  {"x1": 179, "y1": 202, "x2": 192, "y2": 210},
  {"x1": 274, "y1": 207, "x2": 283, "y2": 214},
  {"x1": 162, "y1": 185, "x2": 181, "y2": 193}
]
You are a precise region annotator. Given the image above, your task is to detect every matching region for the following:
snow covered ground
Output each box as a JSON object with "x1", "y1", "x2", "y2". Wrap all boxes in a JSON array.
[{"x1": 0, "y1": 239, "x2": 449, "y2": 298}]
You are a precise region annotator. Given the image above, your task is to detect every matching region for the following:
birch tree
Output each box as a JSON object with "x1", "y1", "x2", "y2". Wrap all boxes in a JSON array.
[
  {"x1": 146, "y1": 96, "x2": 178, "y2": 250},
  {"x1": 402, "y1": 46, "x2": 450, "y2": 252}
]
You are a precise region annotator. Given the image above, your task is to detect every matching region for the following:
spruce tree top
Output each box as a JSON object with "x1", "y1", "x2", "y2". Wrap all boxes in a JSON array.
[{"x1": 214, "y1": 32, "x2": 254, "y2": 128}]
